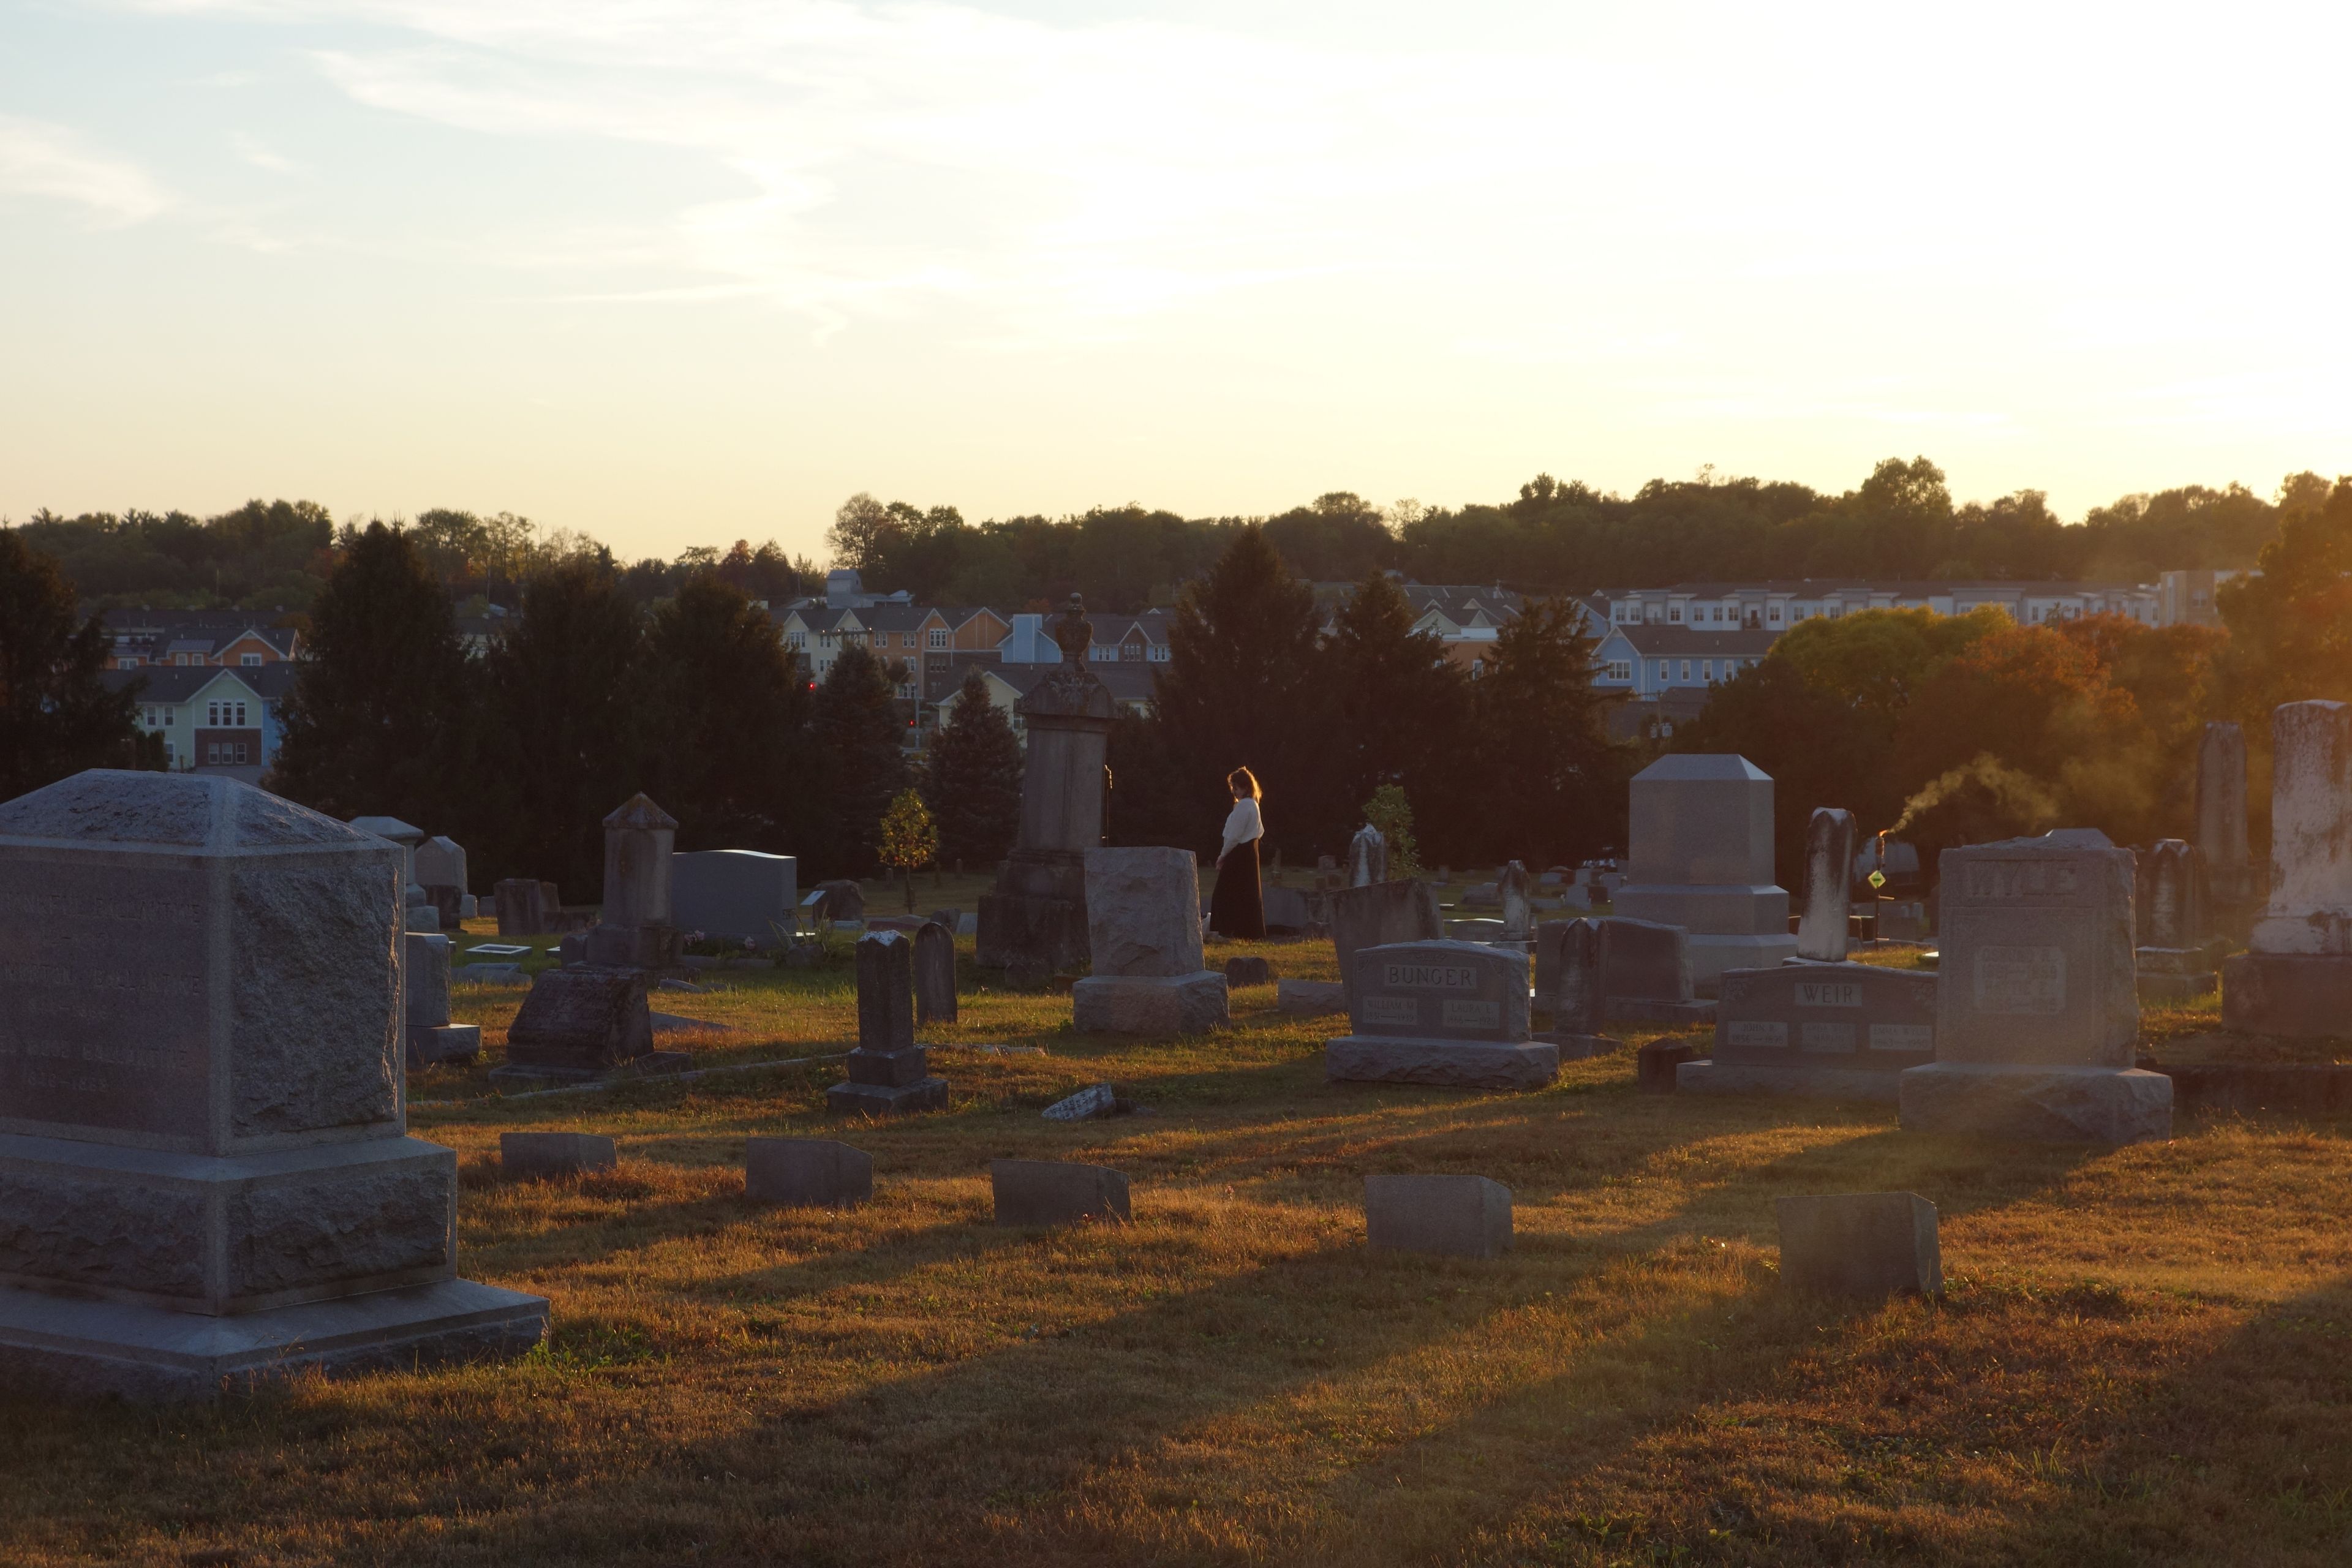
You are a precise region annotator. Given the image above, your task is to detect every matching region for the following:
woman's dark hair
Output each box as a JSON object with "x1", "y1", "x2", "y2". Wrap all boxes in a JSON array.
[{"x1": 1227, "y1": 766, "x2": 1261, "y2": 801}]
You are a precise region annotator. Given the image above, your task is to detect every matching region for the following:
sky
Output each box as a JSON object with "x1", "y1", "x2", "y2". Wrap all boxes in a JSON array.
[{"x1": 4, "y1": 0, "x2": 2350, "y2": 563}]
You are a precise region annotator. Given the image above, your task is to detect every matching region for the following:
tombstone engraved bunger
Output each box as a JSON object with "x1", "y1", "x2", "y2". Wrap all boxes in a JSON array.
[
  {"x1": 2135, "y1": 839, "x2": 2219, "y2": 1003},
  {"x1": 1608, "y1": 755, "x2": 1798, "y2": 992},
  {"x1": 1795, "y1": 808, "x2": 1857, "y2": 963},
  {"x1": 671, "y1": 849, "x2": 798, "y2": 943},
  {"x1": 0, "y1": 771, "x2": 546, "y2": 1398},
  {"x1": 978, "y1": 595, "x2": 1116, "y2": 981},
  {"x1": 1498, "y1": 861, "x2": 1534, "y2": 943},
  {"x1": 2196, "y1": 720, "x2": 2254, "y2": 910},
  {"x1": 828, "y1": 930, "x2": 949, "y2": 1115},
  {"x1": 1324, "y1": 940, "x2": 1558, "y2": 1090},
  {"x1": 2223, "y1": 701, "x2": 2352, "y2": 1036},
  {"x1": 585, "y1": 794, "x2": 679, "y2": 969},
  {"x1": 1348, "y1": 824, "x2": 1387, "y2": 888},
  {"x1": 1532, "y1": 918, "x2": 1619, "y2": 1058},
  {"x1": 1897, "y1": 829, "x2": 2171, "y2": 1143},
  {"x1": 1678, "y1": 961, "x2": 1936, "y2": 1101},
  {"x1": 914, "y1": 918, "x2": 957, "y2": 1025},
  {"x1": 1071, "y1": 848, "x2": 1229, "y2": 1035}
]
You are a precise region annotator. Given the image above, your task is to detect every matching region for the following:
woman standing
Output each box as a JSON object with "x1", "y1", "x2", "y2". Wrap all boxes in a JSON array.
[{"x1": 1207, "y1": 767, "x2": 1266, "y2": 940}]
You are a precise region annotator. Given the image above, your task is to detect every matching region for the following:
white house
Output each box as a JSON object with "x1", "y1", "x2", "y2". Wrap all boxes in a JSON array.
[{"x1": 104, "y1": 663, "x2": 298, "y2": 783}]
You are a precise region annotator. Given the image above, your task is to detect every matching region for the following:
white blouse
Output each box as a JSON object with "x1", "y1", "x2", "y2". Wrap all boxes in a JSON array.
[{"x1": 1220, "y1": 797, "x2": 1263, "y2": 859}]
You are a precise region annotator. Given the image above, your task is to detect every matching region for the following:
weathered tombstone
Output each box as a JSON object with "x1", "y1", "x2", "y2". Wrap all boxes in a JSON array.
[
  {"x1": 1599, "y1": 917, "x2": 1713, "y2": 1025},
  {"x1": 1898, "y1": 829, "x2": 2171, "y2": 1143},
  {"x1": 2136, "y1": 839, "x2": 2219, "y2": 1003},
  {"x1": 992, "y1": 1159, "x2": 1131, "y2": 1226},
  {"x1": 494, "y1": 876, "x2": 549, "y2": 937},
  {"x1": 1775, "y1": 1193, "x2": 1942, "y2": 1300},
  {"x1": 415, "y1": 835, "x2": 467, "y2": 925},
  {"x1": 1225, "y1": 954, "x2": 1275, "y2": 987},
  {"x1": 1795, "y1": 808, "x2": 1856, "y2": 963},
  {"x1": 1071, "y1": 847, "x2": 1229, "y2": 1035},
  {"x1": 0, "y1": 771, "x2": 546, "y2": 1397},
  {"x1": 816, "y1": 879, "x2": 866, "y2": 922},
  {"x1": 1679, "y1": 962, "x2": 1936, "y2": 1101},
  {"x1": 979, "y1": 595, "x2": 1115, "y2": 979},
  {"x1": 1348, "y1": 823, "x2": 1387, "y2": 888},
  {"x1": 494, "y1": 968, "x2": 685, "y2": 1087},
  {"x1": 2225, "y1": 703, "x2": 2352, "y2": 1036},
  {"x1": 914, "y1": 919, "x2": 957, "y2": 1025},
  {"x1": 1324, "y1": 940, "x2": 1557, "y2": 1089},
  {"x1": 1365, "y1": 1174, "x2": 1512, "y2": 1259},
  {"x1": 745, "y1": 1138, "x2": 872, "y2": 1208},
  {"x1": 1278, "y1": 978, "x2": 1348, "y2": 1015},
  {"x1": 584, "y1": 794, "x2": 679, "y2": 969},
  {"x1": 2198, "y1": 720, "x2": 2253, "y2": 908},
  {"x1": 403, "y1": 931, "x2": 481, "y2": 1067},
  {"x1": 418, "y1": 884, "x2": 461, "y2": 929},
  {"x1": 1262, "y1": 884, "x2": 1312, "y2": 932},
  {"x1": 671, "y1": 849, "x2": 797, "y2": 943},
  {"x1": 350, "y1": 814, "x2": 437, "y2": 931},
  {"x1": 1610, "y1": 755, "x2": 1798, "y2": 991},
  {"x1": 1498, "y1": 861, "x2": 1534, "y2": 942},
  {"x1": 828, "y1": 930, "x2": 949, "y2": 1115},
  {"x1": 1637, "y1": 1038, "x2": 1698, "y2": 1093},
  {"x1": 1532, "y1": 919, "x2": 1619, "y2": 1058},
  {"x1": 1330, "y1": 879, "x2": 1444, "y2": 1011},
  {"x1": 1042, "y1": 1083, "x2": 1120, "y2": 1121},
  {"x1": 500, "y1": 1132, "x2": 617, "y2": 1180}
]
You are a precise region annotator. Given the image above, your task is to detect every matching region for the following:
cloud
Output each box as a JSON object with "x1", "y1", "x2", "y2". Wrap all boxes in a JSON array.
[
  {"x1": 230, "y1": 130, "x2": 303, "y2": 173},
  {"x1": 0, "y1": 115, "x2": 172, "y2": 224}
]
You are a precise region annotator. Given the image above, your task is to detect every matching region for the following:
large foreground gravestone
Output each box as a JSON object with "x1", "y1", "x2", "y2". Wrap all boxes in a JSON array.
[
  {"x1": 1071, "y1": 848, "x2": 1228, "y2": 1036},
  {"x1": 1679, "y1": 962, "x2": 1936, "y2": 1102},
  {"x1": 1325, "y1": 940, "x2": 1557, "y2": 1090},
  {"x1": 2225, "y1": 702, "x2": 2352, "y2": 1036},
  {"x1": 828, "y1": 930, "x2": 949, "y2": 1115},
  {"x1": 584, "y1": 794, "x2": 679, "y2": 969},
  {"x1": 0, "y1": 771, "x2": 546, "y2": 1399},
  {"x1": 1795, "y1": 808, "x2": 1856, "y2": 963},
  {"x1": 1609, "y1": 755, "x2": 1798, "y2": 990},
  {"x1": 1898, "y1": 830, "x2": 2171, "y2": 1143},
  {"x1": 492, "y1": 968, "x2": 685, "y2": 1087},
  {"x1": 1330, "y1": 880, "x2": 1444, "y2": 1011},
  {"x1": 672, "y1": 849, "x2": 797, "y2": 943},
  {"x1": 979, "y1": 596, "x2": 1115, "y2": 981}
]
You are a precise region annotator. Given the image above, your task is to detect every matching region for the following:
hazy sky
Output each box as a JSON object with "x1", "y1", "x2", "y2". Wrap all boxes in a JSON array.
[{"x1": 5, "y1": 1, "x2": 2348, "y2": 562}]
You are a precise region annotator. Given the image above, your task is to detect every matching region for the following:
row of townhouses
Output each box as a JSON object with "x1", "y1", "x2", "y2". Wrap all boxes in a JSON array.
[{"x1": 100, "y1": 609, "x2": 304, "y2": 782}]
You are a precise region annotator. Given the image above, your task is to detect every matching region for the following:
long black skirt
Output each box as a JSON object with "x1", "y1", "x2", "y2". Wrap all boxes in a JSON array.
[{"x1": 1208, "y1": 837, "x2": 1265, "y2": 940}]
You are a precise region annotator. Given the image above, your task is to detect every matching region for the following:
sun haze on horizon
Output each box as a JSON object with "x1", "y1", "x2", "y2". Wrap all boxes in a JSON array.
[{"x1": 2, "y1": 0, "x2": 2346, "y2": 561}]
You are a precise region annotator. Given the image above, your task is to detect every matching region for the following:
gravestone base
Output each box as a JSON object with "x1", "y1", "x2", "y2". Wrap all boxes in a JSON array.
[
  {"x1": 0, "y1": 1278, "x2": 547, "y2": 1402},
  {"x1": 1324, "y1": 1036, "x2": 1558, "y2": 1090},
  {"x1": 1676, "y1": 1060, "x2": 1904, "y2": 1104},
  {"x1": 2136, "y1": 970, "x2": 2217, "y2": 1005},
  {"x1": 1532, "y1": 1030, "x2": 1620, "y2": 1060},
  {"x1": 2220, "y1": 952, "x2": 2352, "y2": 1038},
  {"x1": 1688, "y1": 934, "x2": 1801, "y2": 993},
  {"x1": 826, "y1": 1077, "x2": 949, "y2": 1117},
  {"x1": 1071, "y1": 973, "x2": 1229, "y2": 1036},
  {"x1": 404, "y1": 1023, "x2": 481, "y2": 1068},
  {"x1": 1277, "y1": 979, "x2": 1348, "y2": 1016},
  {"x1": 486, "y1": 1050, "x2": 690, "y2": 1090},
  {"x1": 1606, "y1": 996, "x2": 1717, "y2": 1027},
  {"x1": 1898, "y1": 1063, "x2": 2173, "y2": 1144}
]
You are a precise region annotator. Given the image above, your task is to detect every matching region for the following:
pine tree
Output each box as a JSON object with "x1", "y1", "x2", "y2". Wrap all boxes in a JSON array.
[
  {"x1": 647, "y1": 571, "x2": 813, "y2": 850},
  {"x1": 1471, "y1": 597, "x2": 1625, "y2": 865},
  {"x1": 1324, "y1": 569, "x2": 1464, "y2": 839},
  {"x1": 921, "y1": 667, "x2": 1023, "y2": 869},
  {"x1": 812, "y1": 643, "x2": 909, "y2": 875},
  {"x1": 0, "y1": 531, "x2": 139, "y2": 798},
  {"x1": 271, "y1": 521, "x2": 471, "y2": 824}
]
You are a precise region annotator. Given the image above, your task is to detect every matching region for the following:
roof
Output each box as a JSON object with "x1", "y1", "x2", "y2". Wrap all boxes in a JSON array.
[
  {"x1": 1607, "y1": 578, "x2": 2152, "y2": 598},
  {"x1": 104, "y1": 663, "x2": 299, "y2": 702},
  {"x1": 974, "y1": 660, "x2": 1161, "y2": 706},
  {"x1": 1600, "y1": 624, "x2": 1781, "y2": 656}
]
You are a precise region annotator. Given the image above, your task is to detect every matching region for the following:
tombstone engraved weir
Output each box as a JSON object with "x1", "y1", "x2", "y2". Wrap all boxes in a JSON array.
[
  {"x1": 0, "y1": 771, "x2": 547, "y2": 1399},
  {"x1": 1795, "y1": 808, "x2": 1856, "y2": 963},
  {"x1": 2224, "y1": 701, "x2": 2352, "y2": 1036},
  {"x1": 1608, "y1": 754, "x2": 1798, "y2": 992},
  {"x1": 1324, "y1": 940, "x2": 1557, "y2": 1090},
  {"x1": 1898, "y1": 830, "x2": 2171, "y2": 1143},
  {"x1": 1678, "y1": 961, "x2": 1936, "y2": 1102}
]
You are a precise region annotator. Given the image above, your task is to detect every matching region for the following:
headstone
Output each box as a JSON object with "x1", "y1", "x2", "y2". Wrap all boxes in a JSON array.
[
  {"x1": 1330, "y1": 880, "x2": 1444, "y2": 1011},
  {"x1": 828, "y1": 930, "x2": 949, "y2": 1115},
  {"x1": 414, "y1": 835, "x2": 467, "y2": 899},
  {"x1": 979, "y1": 595, "x2": 1115, "y2": 978},
  {"x1": 350, "y1": 815, "x2": 435, "y2": 930},
  {"x1": 1600, "y1": 917, "x2": 1713, "y2": 1025},
  {"x1": 1795, "y1": 808, "x2": 1856, "y2": 963},
  {"x1": 1278, "y1": 978, "x2": 1348, "y2": 1015},
  {"x1": 1498, "y1": 861, "x2": 1534, "y2": 942},
  {"x1": 1679, "y1": 962, "x2": 1936, "y2": 1101},
  {"x1": 672, "y1": 849, "x2": 797, "y2": 943},
  {"x1": 1262, "y1": 885, "x2": 1312, "y2": 932},
  {"x1": 419, "y1": 884, "x2": 462, "y2": 929},
  {"x1": 402, "y1": 932, "x2": 481, "y2": 1067},
  {"x1": 1324, "y1": 940, "x2": 1557, "y2": 1090},
  {"x1": 584, "y1": 794, "x2": 679, "y2": 969},
  {"x1": 1898, "y1": 829, "x2": 2171, "y2": 1142},
  {"x1": 926, "y1": 907, "x2": 962, "y2": 932},
  {"x1": 499, "y1": 1132, "x2": 616, "y2": 1180},
  {"x1": 1071, "y1": 848, "x2": 1229, "y2": 1036},
  {"x1": 494, "y1": 968, "x2": 686, "y2": 1087},
  {"x1": 1532, "y1": 919, "x2": 1619, "y2": 1058},
  {"x1": 992, "y1": 1159, "x2": 1131, "y2": 1226},
  {"x1": 404, "y1": 901, "x2": 441, "y2": 933},
  {"x1": 2197, "y1": 720, "x2": 2253, "y2": 908},
  {"x1": 816, "y1": 879, "x2": 865, "y2": 922},
  {"x1": 2225, "y1": 704, "x2": 2352, "y2": 1035},
  {"x1": 1609, "y1": 755, "x2": 1799, "y2": 991},
  {"x1": 745, "y1": 1138, "x2": 872, "y2": 1208},
  {"x1": 1774, "y1": 1193, "x2": 1942, "y2": 1299},
  {"x1": 495, "y1": 876, "x2": 551, "y2": 937},
  {"x1": 1224, "y1": 954, "x2": 1275, "y2": 987},
  {"x1": 1348, "y1": 824, "x2": 1387, "y2": 888},
  {"x1": 914, "y1": 919, "x2": 958, "y2": 1025},
  {"x1": 2136, "y1": 839, "x2": 2220, "y2": 1003},
  {"x1": 1637, "y1": 1038, "x2": 1698, "y2": 1093},
  {"x1": 1364, "y1": 1174, "x2": 1512, "y2": 1259},
  {"x1": 1042, "y1": 1084, "x2": 1120, "y2": 1121},
  {"x1": 0, "y1": 771, "x2": 545, "y2": 1398}
]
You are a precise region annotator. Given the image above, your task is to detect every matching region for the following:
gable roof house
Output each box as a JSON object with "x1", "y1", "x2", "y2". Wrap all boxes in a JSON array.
[{"x1": 104, "y1": 663, "x2": 299, "y2": 785}]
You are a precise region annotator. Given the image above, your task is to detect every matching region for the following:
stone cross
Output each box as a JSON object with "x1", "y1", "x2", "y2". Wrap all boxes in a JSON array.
[{"x1": 1795, "y1": 807, "x2": 1855, "y2": 962}]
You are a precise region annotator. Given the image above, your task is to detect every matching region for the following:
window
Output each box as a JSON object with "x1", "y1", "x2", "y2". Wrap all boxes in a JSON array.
[
  {"x1": 235, "y1": 702, "x2": 247, "y2": 726},
  {"x1": 788, "y1": 631, "x2": 806, "y2": 649},
  {"x1": 1668, "y1": 605, "x2": 1683, "y2": 622},
  {"x1": 1605, "y1": 659, "x2": 1630, "y2": 681},
  {"x1": 1768, "y1": 604, "x2": 1782, "y2": 622},
  {"x1": 929, "y1": 628, "x2": 948, "y2": 649},
  {"x1": 900, "y1": 632, "x2": 915, "y2": 648},
  {"x1": 234, "y1": 742, "x2": 249, "y2": 764},
  {"x1": 1656, "y1": 660, "x2": 1669, "y2": 680},
  {"x1": 206, "y1": 701, "x2": 219, "y2": 726},
  {"x1": 1679, "y1": 660, "x2": 1692, "y2": 682},
  {"x1": 241, "y1": 652, "x2": 262, "y2": 666},
  {"x1": 1151, "y1": 644, "x2": 1169, "y2": 662},
  {"x1": 206, "y1": 743, "x2": 221, "y2": 764},
  {"x1": 1703, "y1": 660, "x2": 1715, "y2": 682}
]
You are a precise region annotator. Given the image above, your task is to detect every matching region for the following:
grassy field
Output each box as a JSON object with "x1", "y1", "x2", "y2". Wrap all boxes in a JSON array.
[{"x1": 4, "y1": 894, "x2": 2351, "y2": 1566}]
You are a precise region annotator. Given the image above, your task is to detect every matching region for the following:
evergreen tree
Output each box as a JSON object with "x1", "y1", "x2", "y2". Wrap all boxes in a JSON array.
[
  {"x1": 270, "y1": 521, "x2": 471, "y2": 824},
  {"x1": 477, "y1": 558, "x2": 651, "y2": 899},
  {"x1": 921, "y1": 668, "x2": 1023, "y2": 870},
  {"x1": 647, "y1": 571, "x2": 813, "y2": 850},
  {"x1": 1322, "y1": 569, "x2": 1464, "y2": 838},
  {"x1": 1470, "y1": 597, "x2": 1624, "y2": 865},
  {"x1": 0, "y1": 531, "x2": 139, "y2": 798},
  {"x1": 812, "y1": 643, "x2": 908, "y2": 875}
]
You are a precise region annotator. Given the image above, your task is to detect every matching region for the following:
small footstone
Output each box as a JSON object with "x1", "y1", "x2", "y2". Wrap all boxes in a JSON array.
[
  {"x1": 1071, "y1": 972, "x2": 1229, "y2": 1036},
  {"x1": 1224, "y1": 954, "x2": 1276, "y2": 987},
  {"x1": 1043, "y1": 1084, "x2": 1119, "y2": 1121},
  {"x1": 826, "y1": 1077, "x2": 949, "y2": 1117},
  {"x1": 1638, "y1": 1039, "x2": 1698, "y2": 1093},
  {"x1": 500, "y1": 1132, "x2": 616, "y2": 1180},
  {"x1": 1365, "y1": 1174, "x2": 1512, "y2": 1259},
  {"x1": 1775, "y1": 1191, "x2": 1942, "y2": 1300},
  {"x1": 745, "y1": 1138, "x2": 872, "y2": 1208},
  {"x1": 992, "y1": 1159, "x2": 1130, "y2": 1226},
  {"x1": 1534, "y1": 1031, "x2": 1621, "y2": 1060},
  {"x1": 1277, "y1": 979, "x2": 1347, "y2": 1016}
]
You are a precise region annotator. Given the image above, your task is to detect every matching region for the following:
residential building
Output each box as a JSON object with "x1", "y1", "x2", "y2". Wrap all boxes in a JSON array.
[
  {"x1": 101, "y1": 609, "x2": 301, "y2": 671},
  {"x1": 1588, "y1": 622, "x2": 1778, "y2": 702},
  {"x1": 2157, "y1": 568, "x2": 2254, "y2": 628},
  {"x1": 105, "y1": 663, "x2": 298, "y2": 783},
  {"x1": 1601, "y1": 579, "x2": 2160, "y2": 633},
  {"x1": 925, "y1": 658, "x2": 1159, "y2": 748}
]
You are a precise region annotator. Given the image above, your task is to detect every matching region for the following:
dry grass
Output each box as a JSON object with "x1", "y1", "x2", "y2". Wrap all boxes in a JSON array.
[{"x1": 6, "y1": 922, "x2": 2352, "y2": 1567}]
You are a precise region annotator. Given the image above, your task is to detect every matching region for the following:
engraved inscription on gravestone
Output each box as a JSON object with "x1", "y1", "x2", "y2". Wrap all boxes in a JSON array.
[
  {"x1": 1973, "y1": 947, "x2": 2066, "y2": 1015},
  {"x1": 1932, "y1": 831, "x2": 2137, "y2": 1069},
  {"x1": 1348, "y1": 941, "x2": 1531, "y2": 1042},
  {"x1": 1709, "y1": 961, "x2": 1937, "y2": 1072}
]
